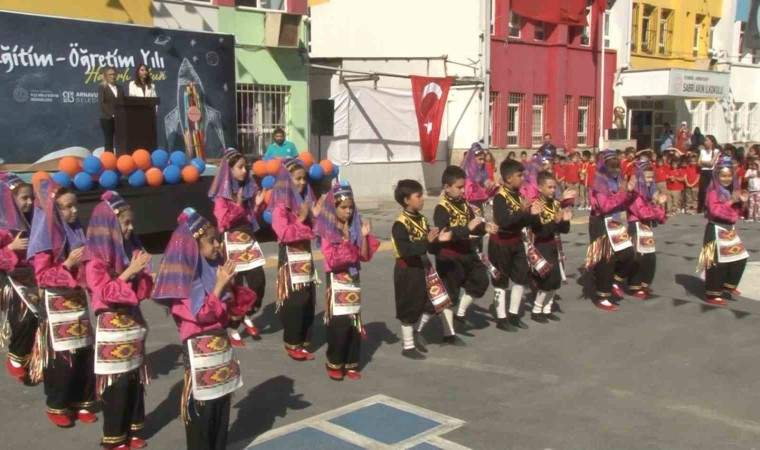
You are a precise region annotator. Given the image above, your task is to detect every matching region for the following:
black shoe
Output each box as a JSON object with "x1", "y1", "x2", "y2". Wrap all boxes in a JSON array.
[
  {"x1": 552, "y1": 303, "x2": 564, "y2": 314},
  {"x1": 453, "y1": 314, "x2": 475, "y2": 331},
  {"x1": 402, "y1": 348, "x2": 426, "y2": 360},
  {"x1": 495, "y1": 318, "x2": 517, "y2": 332},
  {"x1": 545, "y1": 313, "x2": 561, "y2": 322},
  {"x1": 442, "y1": 335, "x2": 466, "y2": 346},
  {"x1": 508, "y1": 314, "x2": 529, "y2": 329},
  {"x1": 531, "y1": 312, "x2": 549, "y2": 324},
  {"x1": 413, "y1": 331, "x2": 428, "y2": 353}
]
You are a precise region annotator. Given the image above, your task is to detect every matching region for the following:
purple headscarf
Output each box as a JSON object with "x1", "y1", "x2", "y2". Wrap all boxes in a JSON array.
[
  {"x1": 26, "y1": 179, "x2": 85, "y2": 262},
  {"x1": 267, "y1": 159, "x2": 314, "y2": 213},
  {"x1": 152, "y1": 208, "x2": 228, "y2": 315},
  {"x1": 708, "y1": 156, "x2": 740, "y2": 203},
  {"x1": 0, "y1": 173, "x2": 29, "y2": 233},
  {"x1": 632, "y1": 161, "x2": 656, "y2": 202},
  {"x1": 315, "y1": 180, "x2": 363, "y2": 275},
  {"x1": 461, "y1": 142, "x2": 488, "y2": 185},
  {"x1": 593, "y1": 149, "x2": 624, "y2": 197},
  {"x1": 83, "y1": 191, "x2": 145, "y2": 274},
  {"x1": 208, "y1": 149, "x2": 259, "y2": 232},
  {"x1": 521, "y1": 153, "x2": 554, "y2": 200}
]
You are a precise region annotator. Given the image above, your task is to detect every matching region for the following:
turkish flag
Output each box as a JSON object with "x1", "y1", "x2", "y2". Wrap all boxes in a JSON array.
[
  {"x1": 511, "y1": 0, "x2": 591, "y2": 26},
  {"x1": 411, "y1": 76, "x2": 453, "y2": 163}
]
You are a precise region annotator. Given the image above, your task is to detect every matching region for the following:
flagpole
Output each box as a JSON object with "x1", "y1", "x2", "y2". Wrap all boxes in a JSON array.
[
  {"x1": 483, "y1": 0, "x2": 492, "y2": 149},
  {"x1": 598, "y1": 2, "x2": 606, "y2": 150}
]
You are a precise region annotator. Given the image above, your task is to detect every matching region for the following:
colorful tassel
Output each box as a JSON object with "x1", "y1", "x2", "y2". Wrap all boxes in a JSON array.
[
  {"x1": 28, "y1": 321, "x2": 48, "y2": 384},
  {"x1": 697, "y1": 241, "x2": 717, "y2": 273}
]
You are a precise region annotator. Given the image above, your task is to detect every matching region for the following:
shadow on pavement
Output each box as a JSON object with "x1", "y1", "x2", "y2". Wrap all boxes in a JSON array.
[
  {"x1": 146, "y1": 344, "x2": 183, "y2": 379},
  {"x1": 675, "y1": 273, "x2": 703, "y2": 299},
  {"x1": 227, "y1": 375, "x2": 312, "y2": 450},
  {"x1": 255, "y1": 302, "x2": 284, "y2": 335},
  {"x1": 141, "y1": 380, "x2": 183, "y2": 440},
  {"x1": 359, "y1": 321, "x2": 400, "y2": 370}
]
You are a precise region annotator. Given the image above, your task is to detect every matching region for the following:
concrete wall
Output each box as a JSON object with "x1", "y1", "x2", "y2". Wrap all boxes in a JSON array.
[
  {"x1": 0, "y1": 0, "x2": 153, "y2": 24},
  {"x1": 152, "y1": 0, "x2": 219, "y2": 32}
]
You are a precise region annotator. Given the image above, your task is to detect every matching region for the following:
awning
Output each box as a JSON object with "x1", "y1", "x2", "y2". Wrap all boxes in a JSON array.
[{"x1": 619, "y1": 68, "x2": 730, "y2": 99}]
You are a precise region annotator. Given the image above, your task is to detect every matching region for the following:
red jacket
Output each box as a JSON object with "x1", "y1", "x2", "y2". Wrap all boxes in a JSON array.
[
  {"x1": 654, "y1": 164, "x2": 669, "y2": 183},
  {"x1": 666, "y1": 168, "x2": 685, "y2": 191},
  {"x1": 685, "y1": 165, "x2": 699, "y2": 188},
  {"x1": 564, "y1": 162, "x2": 580, "y2": 184},
  {"x1": 585, "y1": 164, "x2": 596, "y2": 187},
  {"x1": 553, "y1": 164, "x2": 566, "y2": 182}
]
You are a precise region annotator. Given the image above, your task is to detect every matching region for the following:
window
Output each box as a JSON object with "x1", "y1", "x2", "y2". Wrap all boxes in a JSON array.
[
  {"x1": 236, "y1": 0, "x2": 286, "y2": 10},
  {"x1": 641, "y1": 5, "x2": 656, "y2": 54},
  {"x1": 657, "y1": 9, "x2": 673, "y2": 55},
  {"x1": 534, "y1": 21, "x2": 546, "y2": 41},
  {"x1": 531, "y1": 95, "x2": 548, "y2": 147},
  {"x1": 694, "y1": 15, "x2": 704, "y2": 57},
  {"x1": 490, "y1": 92, "x2": 506, "y2": 147},
  {"x1": 631, "y1": 3, "x2": 639, "y2": 53},
  {"x1": 735, "y1": 103, "x2": 746, "y2": 138},
  {"x1": 604, "y1": 9, "x2": 611, "y2": 48},
  {"x1": 703, "y1": 101, "x2": 715, "y2": 133},
  {"x1": 740, "y1": 22, "x2": 747, "y2": 61},
  {"x1": 709, "y1": 18, "x2": 719, "y2": 52},
  {"x1": 580, "y1": 0, "x2": 592, "y2": 46},
  {"x1": 509, "y1": 12, "x2": 521, "y2": 38},
  {"x1": 749, "y1": 103, "x2": 759, "y2": 137},
  {"x1": 236, "y1": 83, "x2": 290, "y2": 157},
  {"x1": 578, "y1": 97, "x2": 592, "y2": 146},
  {"x1": 564, "y1": 96, "x2": 573, "y2": 147},
  {"x1": 507, "y1": 93, "x2": 524, "y2": 147}
]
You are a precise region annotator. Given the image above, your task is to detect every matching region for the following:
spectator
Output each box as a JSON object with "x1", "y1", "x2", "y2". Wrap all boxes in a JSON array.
[
  {"x1": 697, "y1": 135, "x2": 721, "y2": 213},
  {"x1": 691, "y1": 127, "x2": 705, "y2": 148},
  {"x1": 506, "y1": 151, "x2": 516, "y2": 161},
  {"x1": 660, "y1": 124, "x2": 674, "y2": 154},
  {"x1": 484, "y1": 150, "x2": 496, "y2": 181},
  {"x1": 666, "y1": 157, "x2": 685, "y2": 215},
  {"x1": 675, "y1": 122, "x2": 692, "y2": 154},
  {"x1": 538, "y1": 133, "x2": 557, "y2": 158},
  {"x1": 264, "y1": 127, "x2": 299, "y2": 159}
]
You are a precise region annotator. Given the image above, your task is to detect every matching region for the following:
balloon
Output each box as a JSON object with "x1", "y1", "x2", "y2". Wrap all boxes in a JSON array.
[
  {"x1": 99, "y1": 170, "x2": 119, "y2": 189},
  {"x1": 73, "y1": 172, "x2": 94, "y2": 191},
  {"x1": 308, "y1": 164, "x2": 324, "y2": 181},
  {"x1": 32, "y1": 171, "x2": 51, "y2": 185},
  {"x1": 100, "y1": 152, "x2": 117, "y2": 171},
  {"x1": 319, "y1": 160, "x2": 334, "y2": 176},
  {"x1": 59, "y1": 157, "x2": 80, "y2": 177},
  {"x1": 170, "y1": 151, "x2": 187, "y2": 168},
  {"x1": 51, "y1": 172, "x2": 72, "y2": 188},
  {"x1": 264, "y1": 189, "x2": 272, "y2": 205},
  {"x1": 263, "y1": 154, "x2": 274, "y2": 161},
  {"x1": 128, "y1": 169, "x2": 147, "y2": 187},
  {"x1": 163, "y1": 165, "x2": 181, "y2": 184},
  {"x1": 265, "y1": 159, "x2": 281, "y2": 176},
  {"x1": 182, "y1": 166, "x2": 200, "y2": 183},
  {"x1": 117, "y1": 155, "x2": 137, "y2": 175},
  {"x1": 332, "y1": 165, "x2": 340, "y2": 178},
  {"x1": 252, "y1": 160, "x2": 268, "y2": 178},
  {"x1": 263, "y1": 210, "x2": 272, "y2": 224},
  {"x1": 298, "y1": 151, "x2": 314, "y2": 168},
  {"x1": 261, "y1": 175, "x2": 276, "y2": 190},
  {"x1": 133, "y1": 149, "x2": 152, "y2": 171},
  {"x1": 151, "y1": 149, "x2": 170, "y2": 169},
  {"x1": 146, "y1": 168, "x2": 164, "y2": 187},
  {"x1": 190, "y1": 158, "x2": 206, "y2": 174},
  {"x1": 82, "y1": 156, "x2": 103, "y2": 176}
]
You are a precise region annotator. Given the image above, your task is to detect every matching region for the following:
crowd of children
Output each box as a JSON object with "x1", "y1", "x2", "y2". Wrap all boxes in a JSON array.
[{"x1": 0, "y1": 140, "x2": 754, "y2": 449}]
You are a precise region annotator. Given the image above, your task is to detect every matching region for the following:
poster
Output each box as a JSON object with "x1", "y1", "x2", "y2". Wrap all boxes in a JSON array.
[{"x1": 0, "y1": 10, "x2": 236, "y2": 163}]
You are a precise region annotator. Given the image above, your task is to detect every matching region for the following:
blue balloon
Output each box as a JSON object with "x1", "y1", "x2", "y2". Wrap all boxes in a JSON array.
[
  {"x1": 308, "y1": 164, "x2": 324, "y2": 181},
  {"x1": 82, "y1": 156, "x2": 102, "y2": 176},
  {"x1": 261, "y1": 175, "x2": 276, "y2": 190},
  {"x1": 52, "y1": 172, "x2": 72, "y2": 188},
  {"x1": 332, "y1": 165, "x2": 340, "y2": 178},
  {"x1": 99, "y1": 170, "x2": 119, "y2": 190},
  {"x1": 151, "y1": 149, "x2": 170, "y2": 169},
  {"x1": 73, "y1": 172, "x2": 94, "y2": 191},
  {"x1": 190, "y1": 158, "x2": 206, "y2": 174},
  {"x1": 263, "y1": 210, "x2": 272, "y2": 225},
  {"x1": 170, "y1": 151, "x2": 187, "y2": 168},
  {"x1": 163, "y1": 165, "x2": 182, "y2": 184},
  {"x1": 128, "y1": 169, "x2": 147, "y2": 187}
]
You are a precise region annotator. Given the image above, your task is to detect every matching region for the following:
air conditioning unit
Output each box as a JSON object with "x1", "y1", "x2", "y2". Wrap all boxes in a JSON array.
[{"x1": 265, "y1": 12, "x2": 301, "y2": 48}]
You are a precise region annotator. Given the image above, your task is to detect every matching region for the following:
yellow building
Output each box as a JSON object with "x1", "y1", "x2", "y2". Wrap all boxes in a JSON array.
[{"x1": 0, "y1": 0, "x2": 152, "y2": 24}]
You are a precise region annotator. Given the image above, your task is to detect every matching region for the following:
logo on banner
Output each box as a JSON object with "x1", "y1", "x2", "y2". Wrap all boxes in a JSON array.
[{"x1": 411, "y1": 76, "x2": 453, "y2": 163}]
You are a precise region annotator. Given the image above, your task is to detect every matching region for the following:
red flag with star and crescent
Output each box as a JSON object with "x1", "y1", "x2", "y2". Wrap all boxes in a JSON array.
[{"x1": 411, "y1": 76, "x2": 453, "y2": 163}]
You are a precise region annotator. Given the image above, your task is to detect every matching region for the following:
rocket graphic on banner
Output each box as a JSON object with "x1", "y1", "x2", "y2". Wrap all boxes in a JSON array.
[{"x1": 410, "y1": 76, "x2": 453, "y2": 164}]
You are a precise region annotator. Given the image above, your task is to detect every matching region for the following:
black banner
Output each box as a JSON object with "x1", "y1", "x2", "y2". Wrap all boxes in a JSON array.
[
  {"x1": 748, "y1": 0, "x2": 760, "y2": 49},
  {"x1": 0, "y1": 11, "x2": 236, "y2": 163}
]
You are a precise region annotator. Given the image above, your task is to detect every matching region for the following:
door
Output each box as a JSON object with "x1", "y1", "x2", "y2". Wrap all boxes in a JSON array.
[{"x1": 630, "y1": 110, "x2": 653, "y2": 150}]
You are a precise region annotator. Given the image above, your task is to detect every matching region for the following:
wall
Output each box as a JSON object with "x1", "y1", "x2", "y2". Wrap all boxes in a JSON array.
[
  {"x1": 0, "y1": 0, "x2": 153, "y2": 24},
  {"x1": 152, "y1": 0, "x2": 219, "y2": 31}
]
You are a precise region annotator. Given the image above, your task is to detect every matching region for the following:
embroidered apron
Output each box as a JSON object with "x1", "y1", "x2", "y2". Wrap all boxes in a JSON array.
[
  {"x1": 186, "y1": 331, "x2": 243, "y2": 401},
  {"x1": 604, "y1": 217, "x2": 633, "y2": 252},
  {"x1": 635, "y1": 222, "x2": 656, "y2": 254},
  {"x1": 224, "y1": 229, "x2": 265, "y2": 272},
  {"x1": 45, "y1": 287, "x2": 93, "y2": 352},
  {"x1": 7, "y1": 266, "x2": 40, "y2": 315},
  {"x1": 286, "y1": 243, "x2": 316, "y2": 288},
  {"x1": 330, "y1": 272, "x2": 361, "y2": 316},
  {"x1": 715, "y1": 225, "x2": 749, "y2": 263},
  {"x1": 94, "y1": 310, "x2": 147, "y2": 375}
]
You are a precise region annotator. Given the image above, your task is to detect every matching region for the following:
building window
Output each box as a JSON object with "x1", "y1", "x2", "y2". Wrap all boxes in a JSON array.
[
  {"x1": 735, "y1": 103, "x2": 746, "y2": 138},
  {"x1": 604, "y1": 9, "x2": 611, "y2": 48},
  {"x1": 641, "y1": 5, "x2": 656, "y2": 54},
  {"x1": 236, "y1": 83, "x2": 290, "y2": 157},
  {"x1": 578, "y1": 97, "x2": 592, "y2": 146},
  {"x1": 235, "y1": 0, "x2": 287, "y2": 10},
  {"x1": 509, "y1": 12, "x2": 521, "y2": 38},
  {"x1": 657, "y1": 9, "x2": 673, "y2": 55},
  {"x1": 490, "y1": 92, "x2": 506, "y2": 147},
  {"x1": 507, "y1": 93, "x2": 524, "y2": 147},
  {"x1": 694, "y1": 15, "x2": 704, "y2": 57},
  {"x1": 631, "y1": 3, "x2": 639, "y2": 53},
  {"x1": 709, "y1": 18, "x2": 719, "y2": 52},
  {"x1": 749, "y1": 103, "x2": 759, "y2": 137},
  {"x1": 531, "y1": 95, "x2": 548, "y2": 147},
  {"x1": 579, "y1": 0, "x2": 592, "y2": 46},
  {"x1": 490, "y1": 0, "x2": 495, "y2": 34},
  {"x1": 534, "y1": 21, "x2": 546, "y2": 41},
  {"x1": 703, "y1": 101, "x2": 715, "y2": 133},
  {"x1": 564, "y1": 96, "x2": 574, "y2": 147}
]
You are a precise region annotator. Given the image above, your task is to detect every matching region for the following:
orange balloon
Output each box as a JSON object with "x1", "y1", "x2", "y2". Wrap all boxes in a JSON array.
[
  {"x1": 252, "y1": 160, "x2": 268, "y2": 178},
  {"x1": 145, "y1": 167, "x2": 164, "y2": 187},
  {"x1": 133, "y1": 149, "x2": 152, "y2": 171},
  {"x1": 264, "y1": 189, "x2": 272, "y2": 205},
  {"x1": 32, "y1": 171, "x2": 51, "y2": 186},
  {"x1": 265, "y1": 159, "x2": 281, "y2": 176},
  {"x1": 117, "y1": 155, "x2": 137, "y2": 174},
  {"x1": 59, "y1": 156, "x2": 80, "y2": 177},
  {"x1": 181, "y1": 166, "x2": 200, "y2": 184},
  {"x1": 100, "y1": 152, "x2": 117, "y2": 171},
  {"x1": 297, "y1": 151, "x2": 314, "y2": 168},
  {"x1": 319, "y1": 159, "x2": 334, "y2": 175}
]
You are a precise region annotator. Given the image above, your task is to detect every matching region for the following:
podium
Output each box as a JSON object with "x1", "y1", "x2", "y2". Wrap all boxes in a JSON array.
[{"x1": 114, "y1": 97, "x2": 160, "y2": 155}]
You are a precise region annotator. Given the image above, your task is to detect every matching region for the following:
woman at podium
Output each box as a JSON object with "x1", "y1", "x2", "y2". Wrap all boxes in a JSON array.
[
  {"x1": 128, "y1": 64, "x2": 157, "y2": 98},
  {"x1": 98, "y1": 66, "x2": 125, "y2": 153}
]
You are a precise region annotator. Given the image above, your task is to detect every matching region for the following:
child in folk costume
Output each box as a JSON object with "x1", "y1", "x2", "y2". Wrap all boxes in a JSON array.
[
  {"x1": 315, "y1": 181, "x2": 380, "y2": 380},
  {"x1": 209, "y1": 149, "x2": 266, "y2": 346},
  {"x1": 584, "y1": 150, "x2": 636, "y2": 312},
  {"x1": 0, "y1": 173, "x2": 36, "y2": 382},
  {"x1": 391, "y1": 180, "x2": 452, "y2": 360},
  {"x1": 625, "y1": 161, "x2": 668, "y2": 300},
  {"x1": 152, "y1": 208, "x2": 255, "y2": 450},
  {"x1": 27, "y1": 179, "x2": 97, "y2": 428},
  {"x1": 270, "y1": 159, "x2": 322, "y2": 361},
  {"x1": 527, "y1": 171, "x2": 573, "y2": 323},
  {"x1": 434, "y1": 166, "x2": 497, "y2": 332},
  {"x1": 83, "y1": 192, "x2": 152, "y2": 450},
  {"x1": 697, "y1": 158, "x2": 749, "y2": 306},
  {"x1": 461, "y1": 142, "x2": 498, "y2": 218},
  {"x1": 489, "y1": 160, "x2": 542, "y2": 332}
]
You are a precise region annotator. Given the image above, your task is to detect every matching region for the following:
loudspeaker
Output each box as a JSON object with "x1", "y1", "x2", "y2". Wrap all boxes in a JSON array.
[
  {"x1": 607, "y1": 128, "x2": 628, "y2": 140},
  {"x1": 311, "y1": 99, "x2": 334, "y2": 136}
]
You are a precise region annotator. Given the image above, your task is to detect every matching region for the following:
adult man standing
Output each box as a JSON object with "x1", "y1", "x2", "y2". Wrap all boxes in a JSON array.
[
  {"x1": 264, "y1": 128, "x2": 299, "y2": 159},
  {"x1": 538, "y1": 133, "x2": 557, "y2": 158}
]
